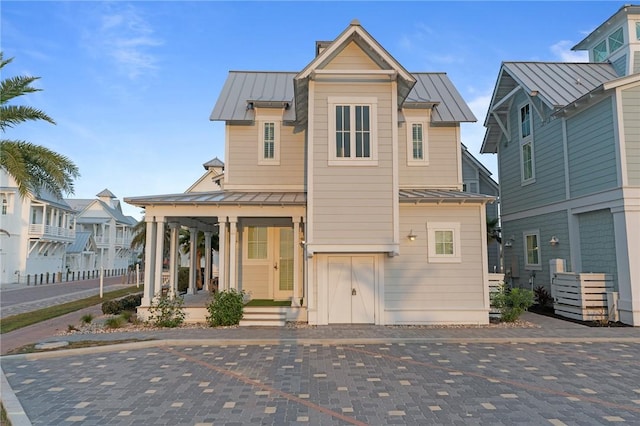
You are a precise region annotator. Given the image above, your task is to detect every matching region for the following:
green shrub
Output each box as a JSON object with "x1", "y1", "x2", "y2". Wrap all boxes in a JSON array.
[
  {"x1": 491, "y1": 283, "x2": 534, "y2": 322},
  {"x1": 101, "y1": 293, "x2": 142, "y2": 315},
  {"x1": 104, "y1": 317, "x2": 123, "y2": 329},
  {"x1": 120, "y1": 310, "x2": 134, "y2": 322},
  {"x1": 147, "y1": 294, "x2": 185, "y2": 328},
  {"x1": 534, "y1": 286, "x2": 553, "y2": 308},
  {"x1": 80, "y1": 314, "x2": 94, "y2": 324},
  {"x1": 206, "y1": 289, "x2": 245, "y2": 327}
]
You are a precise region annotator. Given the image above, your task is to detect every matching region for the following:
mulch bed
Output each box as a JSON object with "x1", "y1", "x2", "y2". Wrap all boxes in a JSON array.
[{"x1": 528, "y1": 305, "x2": 630, "y2": 328}]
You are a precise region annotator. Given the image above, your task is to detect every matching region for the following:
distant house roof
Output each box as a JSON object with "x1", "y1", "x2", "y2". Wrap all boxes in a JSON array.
[
  {"x1": 210, "y1": 71, "x2": 474, "y2": 125},
  {"x1": 96, "y1": 188, "x2": 116, "y2": 198},
  {"x1": 65, "y1": 198, "x2": 138, "y2": 226},
  {"x1": 66, "y1": 231, "x2": 94, "y2": 253},
  {"x1": 203, "y1": 157, "x2": 224, "y2": 170},
  {"x1": 481, "y1": 61, "x2": 619, "y2": 153}
]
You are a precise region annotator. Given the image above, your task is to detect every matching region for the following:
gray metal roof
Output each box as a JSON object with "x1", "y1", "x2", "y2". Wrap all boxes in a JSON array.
[
  {"x1": 399, "y1": 189, "x2": 494, "y2": 203},
  {"x1": 125, "y1": 191, "x2": 307, "y2": 207},
  {"x1": 500, "y1": 62, "x2": 618, "y2": 108},
  {"x1": 203, "y1": 157, "x2": 224, "y2": 169},
  {"x1": 34, "y1": 187, "x2": 74, "y2": 211},
  {"x1": 573, "y1": 5, "x2": 640, "y2": 50},
  {"x1": 66, "y1": 231, "x2": 94, "y2": 253},
  {"x1": 96, "y1": 188, "x2": 116, "y2": 198},
  {"x1": 210, "y1": 72, "x2": 297, "y2": 123},
  {"x1": 406, "y1": 73, "x2": 476, "y2": 122},
  {"x1": 481, "y1": 61, "x2": 618, "y2": 153},
  {"x1": 210, "y1": 71, "x2": 474, "y2": 124}
]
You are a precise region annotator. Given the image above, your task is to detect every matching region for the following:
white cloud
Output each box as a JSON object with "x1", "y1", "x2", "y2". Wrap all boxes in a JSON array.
[
  {"x1": 84, "y1": 4, "x2": 163, "y2": 80},
  {"x1": 550, "y1": 40, "x2": 588, "y2": 62}
]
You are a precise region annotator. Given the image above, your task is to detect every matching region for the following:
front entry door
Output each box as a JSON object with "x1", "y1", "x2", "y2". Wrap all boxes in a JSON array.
[
  {"x1": 327, "y1": 256, "x2": 375, "y2": 323},
  {"x1": 273, "y1": 227, "x2": 294, "y2": 300}
]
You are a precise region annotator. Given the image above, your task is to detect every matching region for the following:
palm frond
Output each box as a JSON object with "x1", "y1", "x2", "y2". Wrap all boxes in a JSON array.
[{"x1": 0, "y1": 105, "x2": 55, "y2": 131}]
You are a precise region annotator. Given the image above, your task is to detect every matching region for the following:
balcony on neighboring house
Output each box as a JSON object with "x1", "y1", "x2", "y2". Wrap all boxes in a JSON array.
[
  {"x1": 28, "y1": 223, "x2": 75, "y2": 241},
  {"x1": 94, "y1": 235, "x2": 110, "y2": 247},
  {"x1": 114, "y1": 235, "x2": 132, "y2": 247}
]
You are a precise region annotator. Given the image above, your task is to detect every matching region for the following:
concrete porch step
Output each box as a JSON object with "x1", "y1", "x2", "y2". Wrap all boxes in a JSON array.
[{"x1": 240, "y1": 308, "x2": 287, "y2": 327}]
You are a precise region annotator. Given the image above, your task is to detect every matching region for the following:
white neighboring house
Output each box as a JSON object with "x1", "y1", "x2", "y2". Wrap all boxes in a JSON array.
[
  {"x1": 0, "y1": 170, "x2": 76, "y2": 284},
  {"x1": 65, "y1": 189, "x2": 138, "y2": 272}
]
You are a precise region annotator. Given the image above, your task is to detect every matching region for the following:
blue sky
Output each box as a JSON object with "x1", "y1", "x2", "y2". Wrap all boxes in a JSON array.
[{"x1": 1, "y1": 1, "x2": 624, "y2": 219}]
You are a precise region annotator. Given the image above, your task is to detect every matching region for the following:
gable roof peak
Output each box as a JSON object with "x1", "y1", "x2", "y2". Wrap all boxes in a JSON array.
[
  {"x1": 350, "y1": 19, "x2": 361, "y2": 26},
  {"x1": 96, "y1": 188, "x2": 116, "y2": 198}
]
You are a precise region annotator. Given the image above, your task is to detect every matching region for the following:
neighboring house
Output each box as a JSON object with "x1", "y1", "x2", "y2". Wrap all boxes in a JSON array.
[
  {"x1": 65, "y1": 231, "x2": 97, "y2": 272},
  {"x1": 126, "y1": 20, "x2": 494, "y2": 325},
  {"x1": 481, "y1": 5, "x2": 640, "y2": 325},
  {"x1": 66, "y1": 189, "x2": 138, "y2": 272},
  {"x1": 0, "y1": 170, "x2": 76, "y2": 284},
  {"x1": 461, "y1": 144, "x2": 501, "y2": 272}
]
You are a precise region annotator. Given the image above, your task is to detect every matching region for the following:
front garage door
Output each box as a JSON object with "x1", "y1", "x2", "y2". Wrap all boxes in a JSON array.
[{"x1": 327, "y1": 256, "x2": 375, "y2": 324}]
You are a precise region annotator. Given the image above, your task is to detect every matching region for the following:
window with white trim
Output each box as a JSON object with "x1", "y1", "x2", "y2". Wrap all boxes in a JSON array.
[
  {"x1": 608, "y1": 27, "x2": 624, "y2": 53},
  {"x1": 592, "y1": 27, "x2": 625, "y2": 62},
  {"x1": 524, "y1": 231, "x2": 541, "y2": 269},
  {"x1": 328, "y1": 97, "x2": 377, "y2": 165},
  {"x1": 258, "y1": 120, "x2": 280, "y2": 165},
  {"x1": 406, "y1": 120, "x2": 429, "y2": 165},
  {"x1": 636, "y1": 22, "x2": 640, "y2": 40},
  {"x1": 247, "y1": 226, "x2": 268, "y2": 259},
  {"x1": 519, "y1": 103, "x2": 535, "y2": 184},
  {"x1": 1, "y1": 194, "x2": 8, "y2": 215},
  {"x1": 427, "y1": 222, "x2": 461, "y2": 263},
  {"x1": 593, "y1": 40, "x2": 608, "y2": 62}
]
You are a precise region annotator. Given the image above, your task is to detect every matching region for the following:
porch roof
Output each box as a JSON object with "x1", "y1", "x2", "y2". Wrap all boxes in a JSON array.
[
  {"x1": 399, "y1": 189, "x2": 494, "y2": 204},
  {"x1": 124, "y1": 191, "x2": 307, "y2": 207}
]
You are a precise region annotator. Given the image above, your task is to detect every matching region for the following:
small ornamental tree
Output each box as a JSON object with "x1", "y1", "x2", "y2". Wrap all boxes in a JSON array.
[
  {"x1": 491, "y1": 283, "x2": 534, "y2": 322},
  {"x1": 147, "y1": 294, "x2": 185, "y2": 328}
]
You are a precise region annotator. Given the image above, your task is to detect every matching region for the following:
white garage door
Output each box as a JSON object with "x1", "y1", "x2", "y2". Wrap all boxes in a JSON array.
[{"x1": 327, "y1": 256, "x2": 375, "y2": 324}]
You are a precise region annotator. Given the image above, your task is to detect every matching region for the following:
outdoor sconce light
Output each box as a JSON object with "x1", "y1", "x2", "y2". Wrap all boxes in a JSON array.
[
  {"x1": 549, "y1": 236, "x2": 559, "y2": 246},
  {"x1": 407, "y1": 230, "x2": 417, "y2": 241},
  {"x1": 504, "y1": 235, "x2": 515, "y2": 248}
]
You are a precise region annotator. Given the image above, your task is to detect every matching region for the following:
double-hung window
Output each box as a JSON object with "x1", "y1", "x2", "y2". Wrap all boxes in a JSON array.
[
  {"x1": 427, "y1": 222, "x2": 461, "y2": 263},
  {"x1": 1, "y1": 194, "x2": 8, "y2": 215},
  {"x1": 524, "y1": 230, "x2": 541, "y2": 270},
  {"x1": 406, "y1": 119, "x2": 429, "y2": 165},
  {"x1": 258, "y1": 120, "x2": 280, "y2": 165},
  {"x1": 519, "y1": 103, "x2": 535, "y2": 184},
  {"x1": 328, "y1": 97, "x2": 377, "y2": 165}
]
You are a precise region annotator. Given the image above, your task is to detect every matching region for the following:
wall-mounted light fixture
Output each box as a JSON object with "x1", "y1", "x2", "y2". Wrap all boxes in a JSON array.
[
  {"x1": 549, "y1": 236, "x2": 559, "y2": 246},
  {"x1": 504, "y1": 235, "x2": 515, "y2": 248},
  {"x1": 407, "y1": 230, "x2": 417, "y2": 241}
]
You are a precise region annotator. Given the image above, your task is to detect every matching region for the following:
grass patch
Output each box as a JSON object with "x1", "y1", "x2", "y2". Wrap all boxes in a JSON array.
[
  {"x1": 244, "y1": 299, "x2": 291, "y2": 307},
  {"x1": 5, "y1": 338, "x2": 155, "y2": 355},
  {"x1": 1, "y1": 286, "x2": 140, "y2": 334},
  {"x1": 1, "y1": 401, "x2": 10, "y2": 426}
]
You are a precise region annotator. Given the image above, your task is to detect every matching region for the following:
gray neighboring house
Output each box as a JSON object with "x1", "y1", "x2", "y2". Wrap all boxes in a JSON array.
[
  {"x1": 461, "y1": 144, "x2": 500, "y2": 273},
  {"x1": 481, "y1": 5, "x2": 640, "y2": 325}
]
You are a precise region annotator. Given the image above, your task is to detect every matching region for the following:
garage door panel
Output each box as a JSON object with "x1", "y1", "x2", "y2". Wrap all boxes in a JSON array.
[
  {"x1": 352, "y1": 257, "x2": 375, "y2": 323},
  {"x1": 328, "y1": 257, "x2": 352, "y2": 323}
]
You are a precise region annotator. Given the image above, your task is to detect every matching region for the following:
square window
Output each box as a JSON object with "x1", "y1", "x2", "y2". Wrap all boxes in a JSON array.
[
  {"x1": 427, "y1": 222, "x2": 461, "y2": 263},
  {"x1": 608, "y1": 27, "x2": 624, "y2": 53}
]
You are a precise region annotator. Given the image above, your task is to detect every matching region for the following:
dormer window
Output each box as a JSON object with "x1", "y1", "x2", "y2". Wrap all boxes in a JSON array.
[
  {"x1": 328, "y1": 96, "x2": 378, "y2": 165},
  {"x1": 592, "y1": 27, "x2": 625, "y2": 62},
  {"x1": 258, "y1": 120, "x2": 280, "y2": 165},
  {"x1": 608, "y1": 27, "x2": 624, "y2": 53},
  {"x1": 594, "y1": 40, "x2": 607, "y2": 62}
]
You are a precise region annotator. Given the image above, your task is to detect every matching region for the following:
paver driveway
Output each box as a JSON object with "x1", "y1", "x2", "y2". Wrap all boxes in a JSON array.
[{"x1": 3, "y1": 340, "x2": 639, "y2": 425}]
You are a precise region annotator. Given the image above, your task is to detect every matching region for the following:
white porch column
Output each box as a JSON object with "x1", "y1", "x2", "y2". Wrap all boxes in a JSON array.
[
  {"x1": 141, "y1": 218, "x2": 156, "y2": 306},
  {"x1": 187, "y1": 227, "x2": 198, "y2": 295},
  {"x1": 291, "y1": 217, "x2": 301, "y2": 307},
  {"x1": 168, "y1": 222, "x2": 179, "y2": 298},
  {"x1": 228, "y1": 217, "x2": 238, "y2": 291},
  {"x1": 153, "y1": 218, "x2": 165, "y2": 298},
  {"x1": 204, "y1": 230, "x2": 213, "y2": 292},
  {"x1": 218, "y1": 218, "x2": 227, "y2": 291}
]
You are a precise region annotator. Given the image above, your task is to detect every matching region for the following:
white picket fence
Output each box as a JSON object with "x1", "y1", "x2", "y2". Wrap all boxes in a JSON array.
[{"x1": 552, "y1": 272, "x2": 615, "y2": 321}]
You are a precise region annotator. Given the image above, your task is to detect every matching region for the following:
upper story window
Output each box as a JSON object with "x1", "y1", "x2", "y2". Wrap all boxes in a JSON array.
[
  {"x1": 406, "y1": 120, "x2": 429, "y2": 166},
  {"x1": 519, "y1": 103, "x2": 535, "y2": 184},
  {"x1": 328, "y1": 97, "x2": 377, "y2": 165},
  {"x1": 258, "y1": 120, "x2": 280, "y2": 165},
  {"x1": 520, "y1": 104, "x2": 531, "y2": 139},
  {"x1": 524, "y1": 230, "x2": 541, "y2": 270},
  {"x1": 1, "y1": 194, "x2": 8, "y2": 215},
  {"x1": 593, "y1": 27, "x2": 625, "y2": 62},
  {"x1": 636, "y1": 22, "x2": 640, "y2": 40}
]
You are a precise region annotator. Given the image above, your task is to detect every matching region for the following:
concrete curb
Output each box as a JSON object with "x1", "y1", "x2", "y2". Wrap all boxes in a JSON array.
[
  {"x1": 1, "y1": 366, "x2": 32, "y2": 426},
  {"x1": 2, "y1": 335, "x2": 640, "y2": 361}
]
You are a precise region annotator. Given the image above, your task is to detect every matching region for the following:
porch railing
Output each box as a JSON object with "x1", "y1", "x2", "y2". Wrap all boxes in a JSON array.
[{"x1": 28, "y1": 224, "x2": 75, "y2": 240}]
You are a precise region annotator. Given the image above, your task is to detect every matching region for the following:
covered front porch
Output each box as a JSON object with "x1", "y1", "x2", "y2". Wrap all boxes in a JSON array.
[{"x1": 125, "y1": 191, "x2": 307, "y2": 324}]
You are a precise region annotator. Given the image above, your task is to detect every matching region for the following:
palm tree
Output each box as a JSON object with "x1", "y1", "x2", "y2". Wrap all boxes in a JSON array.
[
  {"x1": 487, "y1": 217, "x2": 501, "y2": 244},
  {"x1": 0, "y1": 52, "x2": 79, "y2": 198}
]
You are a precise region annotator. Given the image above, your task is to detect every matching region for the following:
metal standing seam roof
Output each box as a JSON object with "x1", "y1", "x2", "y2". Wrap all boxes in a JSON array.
[
  {"x1": 501, "y1": 62, "x2": 619, "y2": 108},
  {"x1": 399, "y1": 189, "x2": 494, "y2": 203},
  {"x1": 124, "y1": 191, "x2": 308, "y2": 207},
  {"x1": 66, "y1": 231, "x2": 93, "y2": 253},
  {"x1": 210, "y1": 71, "x2": 474, "y2": 124}
]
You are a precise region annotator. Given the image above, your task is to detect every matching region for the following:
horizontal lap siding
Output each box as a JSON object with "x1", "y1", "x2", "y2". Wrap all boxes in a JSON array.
[
  {"x1": 323, "y1": 42, "x2": 381, "y2": 70},
  {"x1": 226, "y1": 124, "x2": 305, "y2": 187},
  {"x1": 578, "y1": 209, "x2": 618, "y2": 284},
  {"x1": 312, "y1": 82, "x2": 394, "y2": 244},
  {"x1": 398, "y1": 122, "x2": 459, "y2": 187},
  {"x1": 622, "y1": 85, "x2": 640, "y2": 185},
  {"x1": 385, "y1": 205, "x2": 484, "y2": 310},
  {"x1": 499, "y1": 91, "x2": 566, "y2": 215},
  {"x1": 567, "y1": 98, "x2": 618, "y2": 197},
  {"x1": 501, "y1": 210, "x2": 570, "y2": 290}
]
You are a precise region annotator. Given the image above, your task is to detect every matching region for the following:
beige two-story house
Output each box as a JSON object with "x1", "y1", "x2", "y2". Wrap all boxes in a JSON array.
[{"x1": 126, "y1": 20, "x2": 494, "y2": 325}]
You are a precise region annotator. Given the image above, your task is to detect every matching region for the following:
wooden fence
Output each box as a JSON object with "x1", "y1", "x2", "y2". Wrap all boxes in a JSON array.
[
  {"x1": 488, "y1": 273, "x2": 504, "y2": 319},
  {"x1": 552, "y1": 272, "x2": 615, "y2": 321}
]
